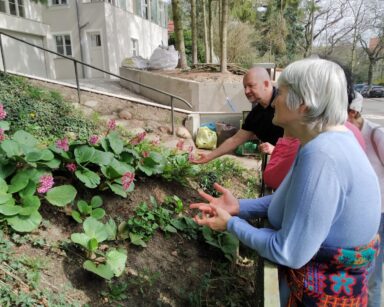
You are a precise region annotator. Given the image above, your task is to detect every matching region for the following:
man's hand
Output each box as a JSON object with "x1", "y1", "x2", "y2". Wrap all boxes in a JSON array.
[
  {"x1": 259, "y1": 142, "x2": 275, "y2": 155},
  {"x1": 190, "y1": 183, "x2": 240, "y2": 216},
  {"x1": 189, "y1": 152, "x2": 212, "y2": 164}
]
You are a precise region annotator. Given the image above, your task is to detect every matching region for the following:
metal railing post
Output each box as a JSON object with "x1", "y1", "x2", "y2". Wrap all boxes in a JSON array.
[
  {"x1": 0, "y1": 34, "x2": 7, "y2": 73},
  {"x1": 170, "y1": 96, "x2": 175, "y2": 135},
  {"x1": 74, "y1": 60, "x2": 81, "y2": 104}
]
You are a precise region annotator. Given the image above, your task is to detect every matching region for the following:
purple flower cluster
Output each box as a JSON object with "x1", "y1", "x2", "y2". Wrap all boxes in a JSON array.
[
  {"x1": 89, "y1": 135, "x2": 99, "y2": 145},
  {"x1": 121, "y1": 172, "x2": 135, "y2": 190},
  {"x1": 176, "y1": 139, "x2": 184, "y2": 151},
  {"x1": 66, "y1": 162, "x2": 77, "y2": 173},
  {"x1": 56, "y1": 138, "x2": 69, "y2": 151},
  {"x1": 37, "y1": 175, "x2": 54, "y2": 194},
  {"x1": 0, "y1": 129, "x2": 5, "y2": 142},
  {"x1": 0, "y1": 104, "x2": 7, "y2": 120},
  {"x1": 107, "y1": 119, "x2": 116, "y2": 131},
  {"x1": 130, "y1": 132, "x2": 147, "y2": 145}
]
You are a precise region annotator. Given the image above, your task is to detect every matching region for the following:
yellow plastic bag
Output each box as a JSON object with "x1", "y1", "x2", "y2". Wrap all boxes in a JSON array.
[{"x1": 195, "y1": 127, "x2": 217, "y2": 150}]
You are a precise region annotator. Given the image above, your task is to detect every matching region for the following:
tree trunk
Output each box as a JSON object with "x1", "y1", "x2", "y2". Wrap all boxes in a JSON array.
[
  {"x1": 220, "y1": 0, "x2": 228, "y2": 73},
  {"x1": 208, "y1": 0, "x2": 213, "y2": 63},
  {"x1": 202, "y1": 0, "x2": 209, "y2": 63},
  {"x1": 368, "y1": 59, "x2": 374, "y2": 86},
  {"x1": 172, "y1": 0, "x2": 188, "y2": 69},
  {"x1": 191, "y1": 0, "x2": 198, "y2": 65}
]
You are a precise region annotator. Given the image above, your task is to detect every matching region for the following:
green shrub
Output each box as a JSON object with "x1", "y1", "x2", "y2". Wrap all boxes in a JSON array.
[{"x1": 0, "y1": 72, "x2": 99, "y2": 143}]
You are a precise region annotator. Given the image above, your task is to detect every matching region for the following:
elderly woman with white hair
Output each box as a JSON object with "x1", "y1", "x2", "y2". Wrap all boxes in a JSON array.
[{"x1": 190, "y1": 58, "x2": 381, "y2": 306}]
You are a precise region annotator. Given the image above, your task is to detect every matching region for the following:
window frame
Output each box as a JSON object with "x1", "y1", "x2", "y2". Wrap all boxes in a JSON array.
[
  {"x1": 53, "y1": 33, "x2": 73, "y2": 57},
  {"x1": 131, "y1": 38, "x2": 139, "y2": 56}
]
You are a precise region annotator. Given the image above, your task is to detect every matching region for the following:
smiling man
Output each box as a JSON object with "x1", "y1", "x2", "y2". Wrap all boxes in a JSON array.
[{"x1": 192, "y1": 66, "x2": 283, "y2": 164}]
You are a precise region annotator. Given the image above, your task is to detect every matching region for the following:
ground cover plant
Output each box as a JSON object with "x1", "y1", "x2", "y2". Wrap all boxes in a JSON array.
[{"x1": 0, "y1": 73, "x2": 263, "y2": 306}]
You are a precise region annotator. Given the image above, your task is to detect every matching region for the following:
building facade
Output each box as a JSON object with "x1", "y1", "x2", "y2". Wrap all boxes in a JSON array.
[{"x1": 0, "y1": 0, "x2": 168, "y2": 79}]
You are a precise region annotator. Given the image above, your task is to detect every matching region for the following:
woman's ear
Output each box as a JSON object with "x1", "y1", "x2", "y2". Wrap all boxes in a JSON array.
[{"x1": 298, "y1": 103, "x2": 308, "y2": 114}]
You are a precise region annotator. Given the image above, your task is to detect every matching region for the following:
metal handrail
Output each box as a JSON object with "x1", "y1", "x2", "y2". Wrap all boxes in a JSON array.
[{"x1": 0, "y1": 31, "x2": 193, "y2": 134}]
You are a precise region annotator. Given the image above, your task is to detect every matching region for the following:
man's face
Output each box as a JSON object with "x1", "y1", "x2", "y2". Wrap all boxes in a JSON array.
[{"x1": 243, "y1": 74, "x2": 269, "y2": 108}]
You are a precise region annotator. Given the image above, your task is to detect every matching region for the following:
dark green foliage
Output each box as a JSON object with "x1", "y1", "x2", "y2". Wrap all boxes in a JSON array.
[
  {"x1": 169, "y1": 30, "x2": 206, "y2": 65},
  {"x1": 0, "y1": 72, "x2": 99, "y2": 143}
]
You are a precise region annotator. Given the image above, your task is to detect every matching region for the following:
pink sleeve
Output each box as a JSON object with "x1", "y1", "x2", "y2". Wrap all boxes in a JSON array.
[
  {"x1": 263, "y1": 138, "x2": 300, "y2": 190},
  {"x1": 345, "y1": 121, "x2": 366, "y2": 152}
]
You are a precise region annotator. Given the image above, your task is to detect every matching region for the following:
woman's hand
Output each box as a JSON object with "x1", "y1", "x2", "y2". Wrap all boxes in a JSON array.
[
  {"x1": 193, "y1": 206, "x2": 231, "y2": 231},
  {"x1": 190, "y1": 183, "x2": 240, "y2": 216},
  {"x1": 259, "y1": 142, "x2": 275, "y2": 155},
  {"x1": 189, "y1": 152, "x2": 212, "y2": 164}
]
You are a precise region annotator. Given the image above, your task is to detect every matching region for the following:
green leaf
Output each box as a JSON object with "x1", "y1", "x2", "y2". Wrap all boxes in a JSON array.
[
  {"x1": 75, "y1": 169, "x2": 100, "y2": 189},
  {"x1": 106, "y1": 183, "x2": 127, "y2": 198},
  {"x1": 90, "y1": 195, "x2": 103, "y2": 208},
  {"x1": 129, "y1": 233, "x2": 147, "y2": 247},
  {"x1": 71, "y1": 233, "x2": 90, "y2": 249},
  {"x1": 106, "y1": 249, "x2": 127, "y2": 277},
  {"x1": 0, "y1": 163, "x2": 16, "y2": 179},
  {"x1": 74, "y1": 145, "x2": 96, "y2": 164},
  {"x1": 7, "y1": 210, "x2": 42, "y2": 232},
  {"x1": 88, "y1": 238, "x2": 98, "y2": 251},
  {"x1": 138, "y1": 164, "x2": 154, "y2": 176},
  {"x1": 1, "y1": 140, "x2": 22, "y2": 157},
  {"x1": 0, "y1": 178, "x2": 8, "y2": 193},
  {"x1": 25, "y1": 149, "x2": 54, "y2": 162},
  {"x1": 71, "y1": 211, "x2": 83, "y2": 223},
  {"x1": 83, "y1": 217, "x2": 109, "y2": 243},
  {"x1": 83, "y1": 260, "x2": 114, "y2": 280},
  {"x1": 45, "y1": 185, "x2": 77, "y2": 207},
  {"x1": 13, "y1": 130, "x2": 38, "y2": 148},
  {"x1": 8, "y1": 171, "x2": 30, "y2": 193},
  {"x1": 163, "y1": 225, "x2": 177, "y2": 233},
  {"x1": 107, "y1": 132, "x2": 124, "y2": 155},
  {"x1": 41, "y1": 158, "x2": 61, "y2": 169},
  {"x1": 221, "y1": 232, "x2": 239, "y2": 261},
  {"x1": 89, "y1": 150, "x2": 114, "y2": 166},
  {"x1": 0, "y1": 194, "x2": 14, "y2": 206},
  {"x1": 0, "y1": 121, "x2": 10, "y2": 131},
  {"x1": 77, "y1": 200, "x2": 90, "y2": 215},
  {"x1": 105, "y1": 219, "x2": 117, "y2": 240},
  {"x1": 91, "y1": 208, "x2": 105, "y2": 220},
  {"x1": 19, "y1": 195, "x2": 40, "y2": 216},
  {"x1": 110, "y1": 159, "x2": 135, "y2": 176},
  {"x1": 0, "y1": 204, "x2": 21, "y2": 216},
  {"x1": 18, "y1": 181, "x2": 37, "y2": 199}
]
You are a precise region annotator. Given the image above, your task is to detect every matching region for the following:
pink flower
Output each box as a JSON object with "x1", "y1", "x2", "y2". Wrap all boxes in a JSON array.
[
  {"x1": 107, "y1": 119, "x2": 116, "y2": 131},
  {"x1": 66, "y1": 162, "x2": 77, "y2": 173},
  {"x1": 37, "y1": 175, "x2": 54, "y2": 194},
  {"x1": 142, "y1": 151, "x2": 149, "y2": 158},
  {"x1": 0, "y1": 104, "x2": 7, "y2": 120},
  {"x1": 56, "y1": 138, "x2": 69, "y2": 151},
  {"x1": 176, "y1": 139, "x2": 184, "y2": 151},
  {"x1": 89, "y1": 135, "x2": 99, "y2": 145},
  {"x1": 187, "y1": 146, "x2": 193, "y2": 153},
  {"x1": 0, "y1": 129, "x2": 5, "y2": 142},
  {"x1": 130, "y1": 132, "x2": 146, "y2": 145},
  {"x1": 151, "y1": 139, "x2": 160, "y2": 146},
  {"x1": 121, "y1": 172, "x2": 135, "y2": 190}
]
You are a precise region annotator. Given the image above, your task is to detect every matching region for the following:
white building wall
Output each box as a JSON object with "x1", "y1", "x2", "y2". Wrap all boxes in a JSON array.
[{"x1": 0, "y1": 1, "x2": 55, "y2": 78}]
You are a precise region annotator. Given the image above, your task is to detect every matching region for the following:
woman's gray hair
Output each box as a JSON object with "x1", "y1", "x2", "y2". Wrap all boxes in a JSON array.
[{"x1": 278, "y1": 58, "x2": 347, "y2": 130}]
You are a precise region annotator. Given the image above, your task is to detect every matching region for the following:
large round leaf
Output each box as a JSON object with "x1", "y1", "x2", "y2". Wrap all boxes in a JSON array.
[
  {"x1": 106, "y1": 249, "x2": 127, "y2": 277},
  {"x1": 0, "y1": 193, "x2": 13, "y2": 204},
  {"x1": 1, "y1": 140, "x2": 22, "y2": 157},
  {"x1": 25, "y1": 149, "x2": 54, "y2": 162},
  {"x1": 74, "y1": 145, "x2": 96, "y2": 164},
  {"x1": 83, "y1": 260, "x2": 114, "y2": 280},
  {"x1": 107, "y1": 132, "x2": 124, "y2": 155},
  {"x1": 46, "y1": 185, "x2": 77, "y2": 207},
  {"x1": 0, "y1": 121, "x2": 10, "y2": 131},
  {"x1": 0, "y1": 164, "x2": 16, "y2": 179},
  {"x1": 75, "y1": 169, "x2": 100, "y2": 189},
  {"x1": 13, "y1": 130, "x2": 38, "y2": 148},
  {"x1": 90, "y1": 195, "x2": 103, "y2": 208},
  {"x1": 71, "y1": 233, "x2": 90, "y2": 249},
  {"x1": 8, "y1": 171, "x2": 30, "y2": 193},
  {"x1": 0, "y1": 177, "x2": 8, "y2": 193},
  {"x1": 89, "y1": 150, "x2": 114, "y2": 166},
  {"x1": 7, "y1": 211, "x2": 42, "y2": 232},
  {"x1": 0, "y1": 204, "x2": 21, "y2": 216},
  {"x1": 83, "y1": 217, "x2": 109, "y2": 243}
]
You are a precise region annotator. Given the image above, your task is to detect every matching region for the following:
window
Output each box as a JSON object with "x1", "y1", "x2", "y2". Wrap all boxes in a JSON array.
[
  {"x1": 0, "y1": 0, "x2": 6, "y2": 13},
  {"x1": 131, "y1": 38, "x2": 139, "y2": 56},
  {"x1": 52, "y1": 0, "x2": 67, "y2": 5},
  {"x1": 151, "y1": 0, "x2": 157, "y2": 23},
  {"x1": 142, "y1": 0, "x2": 148, "y2": 19},
  {"x1": 90, "y1": 33, "x2": 101, "y2": 47},
  {"x1": 8, "y1": 0, "x2": 24, "y2": 16},
  {"x1": 55, "y1": 34, "x2": 72, "y2": 56}
]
